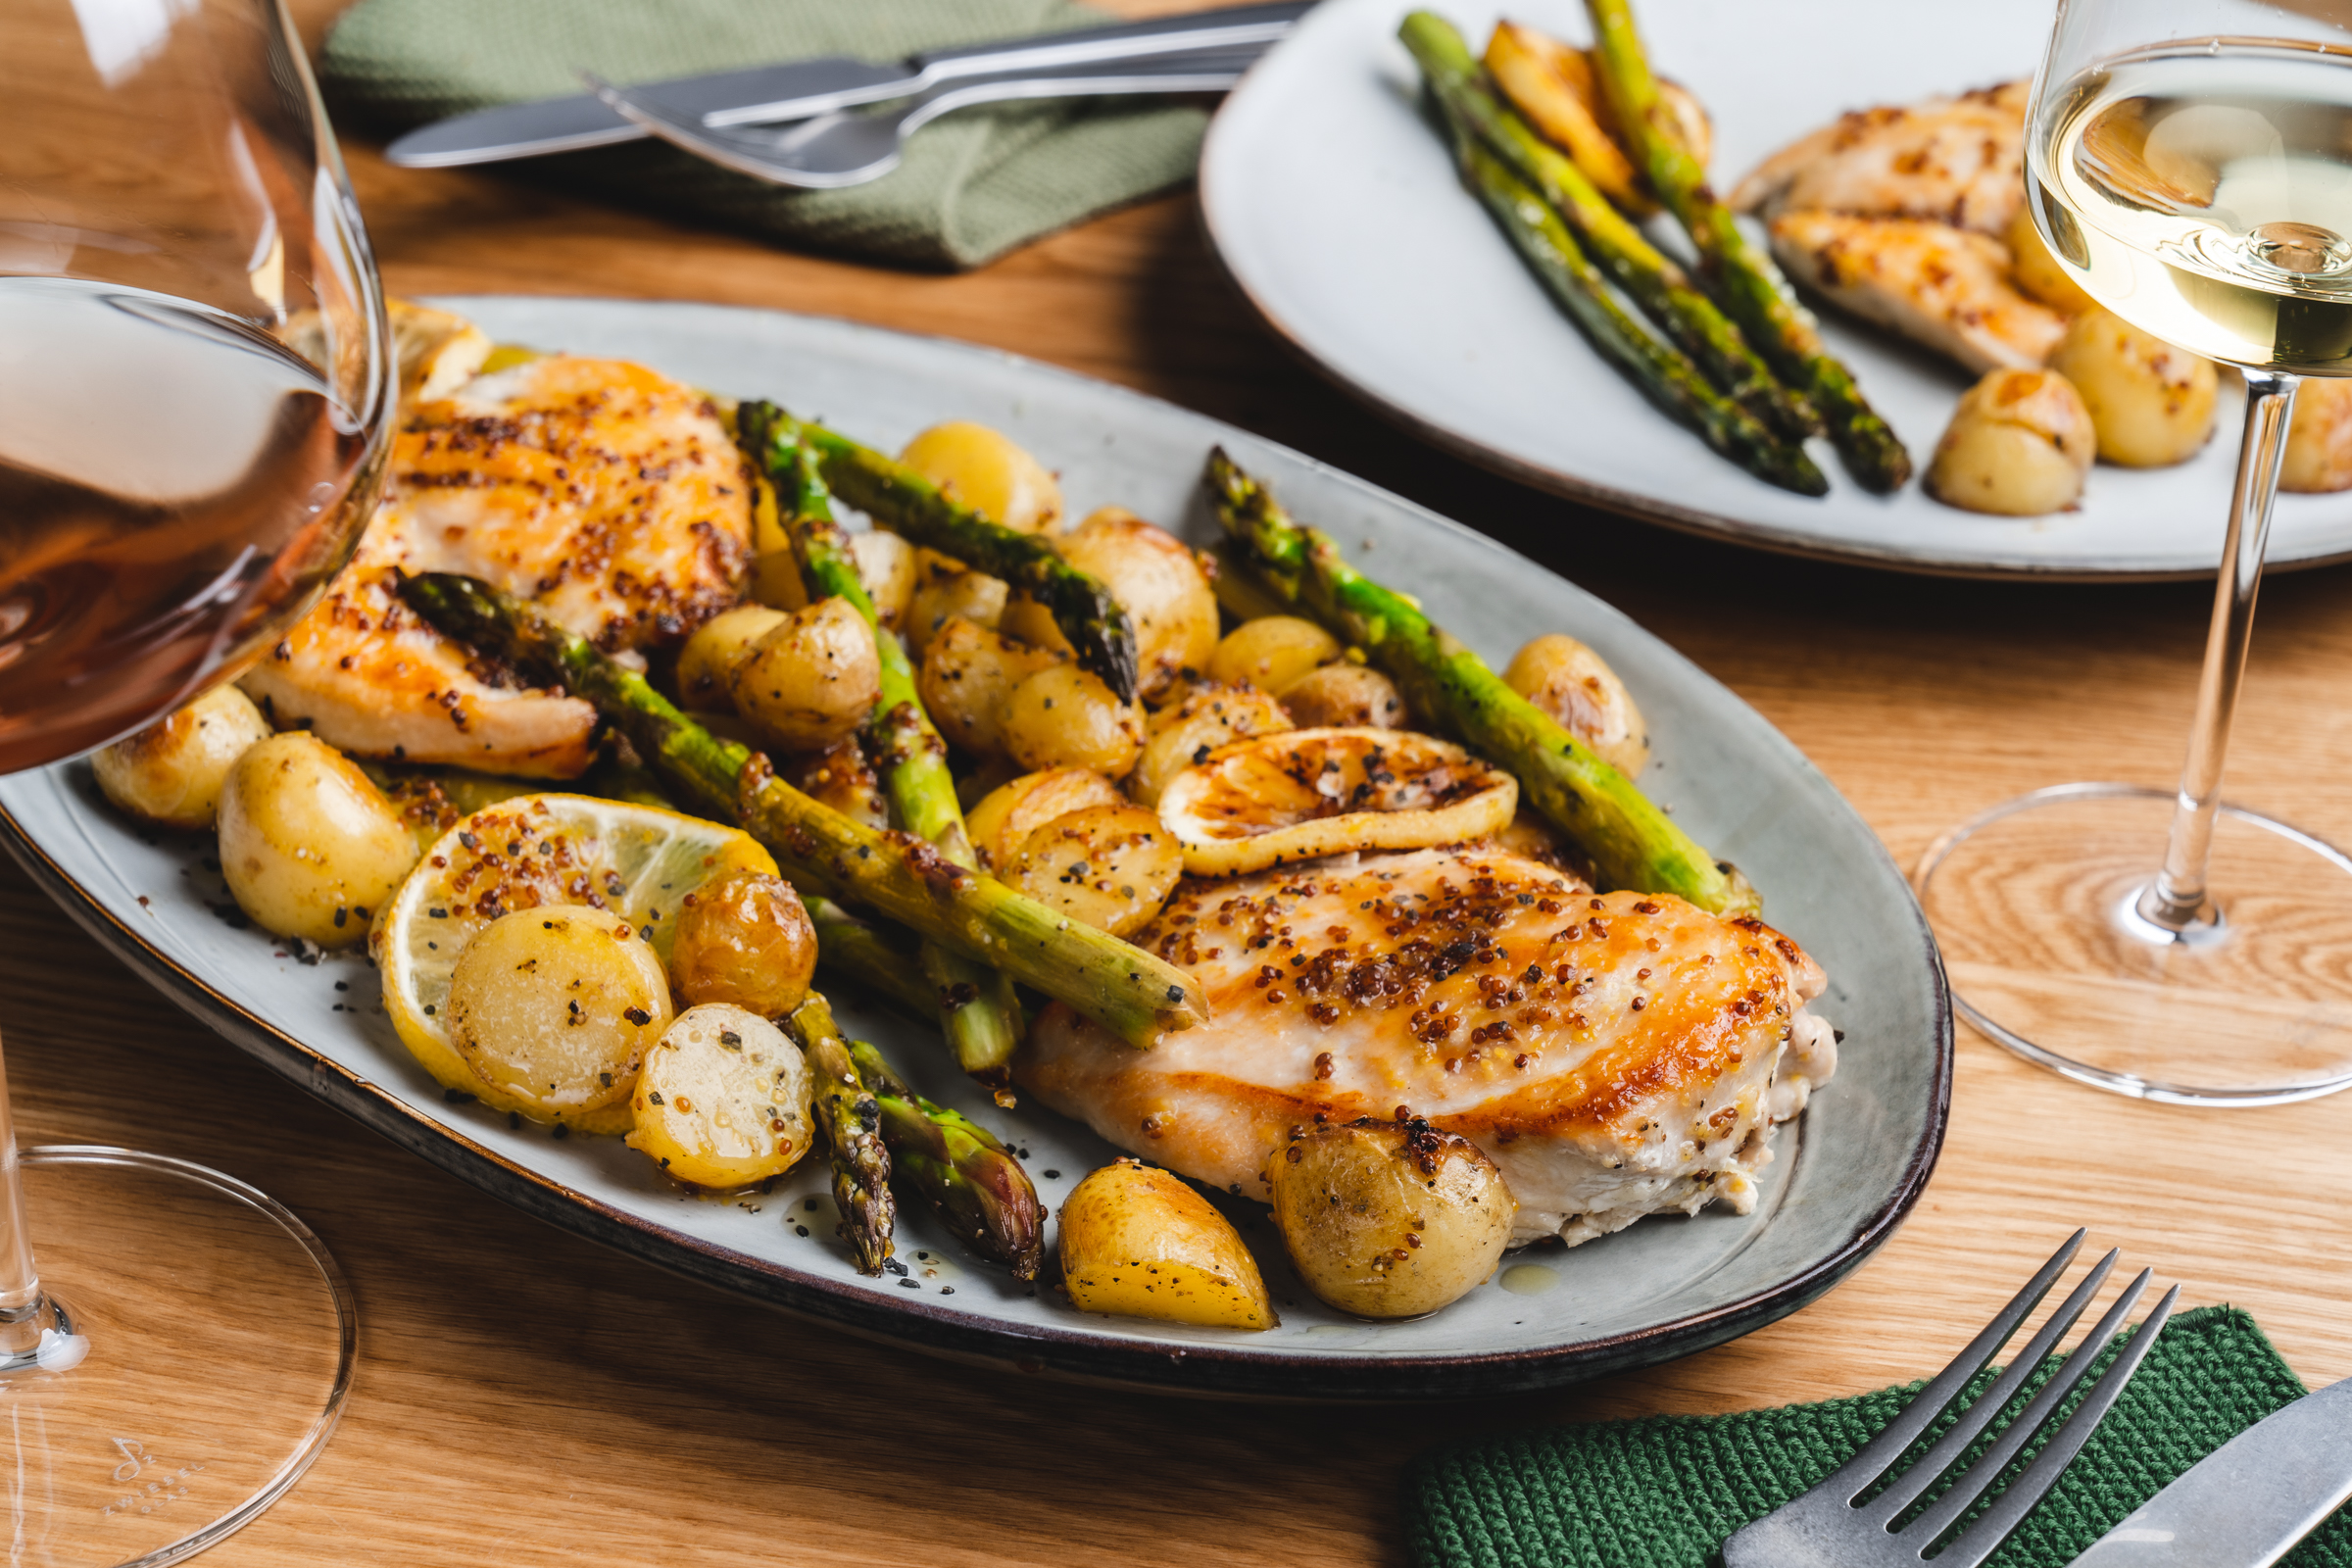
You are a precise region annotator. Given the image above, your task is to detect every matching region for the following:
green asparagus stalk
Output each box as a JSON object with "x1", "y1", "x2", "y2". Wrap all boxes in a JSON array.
[
  {"x1": 397, "y1": 572, "x2": 1208, "y2": 1047},
  {"x1": 848, "y1": 1040, "x2": 1044, "y2": 1281},
  {"x1": 1452, "y1": 133, "x2": 1826, "y2": 497},
  {"x1": 806, "y1": 897, "x2": 936, "y2": 1023},
  {"x1": 745, "y1": 406, "x2": 1141, "y2": 704},
  {"x1": 750, "y1": 416, "x2": 1026, "y2": 1089},
  {"x1": 786, "y1": 995, "x2": 894, "y2": 1275},
  {"x1": 1581, "y1": 0, "x2": 1910, "y2": 492},
  {"x1": 1205, "y1": 450, "x2": 1758, "y2": 914},
  {"x1": 1399, "y1": 13, "x2": 1817, "y2": 445}
]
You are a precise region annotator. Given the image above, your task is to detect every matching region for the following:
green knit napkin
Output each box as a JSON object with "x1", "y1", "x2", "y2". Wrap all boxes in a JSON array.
[
  {"x1": 1411, "y1": 1307, "x2": 2352, "y2": 1568},
  {"x1": 318, "y1": 0, "x2": 1208, "y2": 270}
]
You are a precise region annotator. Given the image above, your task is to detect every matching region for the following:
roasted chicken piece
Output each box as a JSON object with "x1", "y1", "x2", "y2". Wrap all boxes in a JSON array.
[
  {"x1": 244, "y1": 355, "x2": 753, "y2": 776},
  {"x1": 1770, "y1": 212, "x2": 2068, "y2": 372},
  {"x1": 1017, "y1": 845, "x2": 1836, "y2": 1248},
  {"x1": 1731, "y1": 81, "x2": 2030, "y2": 235}
]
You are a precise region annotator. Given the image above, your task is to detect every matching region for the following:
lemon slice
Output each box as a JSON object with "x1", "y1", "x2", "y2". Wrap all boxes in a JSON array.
[
  {"x1": 1156, "y1": 727, "x2": 1518, "y2": 876},
  {"x1": 372, "y1": 794, "x2": 776, "y2": 1132}
]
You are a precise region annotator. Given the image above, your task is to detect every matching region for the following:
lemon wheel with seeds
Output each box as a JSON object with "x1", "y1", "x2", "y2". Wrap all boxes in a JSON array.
[{"x1": 372, "y1": 794, "x2": 777, "y2": 1132}]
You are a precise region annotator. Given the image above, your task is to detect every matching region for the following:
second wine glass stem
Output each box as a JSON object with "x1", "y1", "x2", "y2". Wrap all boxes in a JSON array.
[
  {"x1": 0, "y1": 1044, "x2": 47, "y2": 1357},
  {"x1": 2141, "y1": 368, "x2": 2300, "y2": 933}
]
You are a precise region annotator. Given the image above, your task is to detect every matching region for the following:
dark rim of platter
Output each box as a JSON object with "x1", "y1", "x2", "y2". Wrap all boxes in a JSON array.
[{"x1": 0, "y1": 794, "x2": 1954, "y2": 1401}]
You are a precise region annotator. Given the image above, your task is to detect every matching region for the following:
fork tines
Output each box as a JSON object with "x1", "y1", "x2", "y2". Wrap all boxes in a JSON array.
[{"x1": 1721, "y1": 1229, "x2": 2180, "y2": 1568}]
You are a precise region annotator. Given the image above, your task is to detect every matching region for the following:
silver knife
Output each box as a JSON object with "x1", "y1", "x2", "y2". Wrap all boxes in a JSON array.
[
  {"x1": 384, "y1": 1, "x2": 1311, "y2": 169},
  {"x1": 2070, "y1": 1374, "x2": 2352, "y2": 1567}
]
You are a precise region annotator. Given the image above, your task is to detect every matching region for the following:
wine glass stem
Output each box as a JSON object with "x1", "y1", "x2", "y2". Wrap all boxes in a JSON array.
[
  {"x1": 0, "y1": 1042, "x2": 46, "y2": 1356},
  {"x1": 2142, "y1": 368, "x2": 2300, "y2": 931}
]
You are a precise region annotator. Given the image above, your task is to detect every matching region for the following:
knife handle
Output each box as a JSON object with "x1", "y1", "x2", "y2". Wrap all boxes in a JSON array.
[{"x1": 911, "y1": 1, "x2": 1312, "y2": 80}]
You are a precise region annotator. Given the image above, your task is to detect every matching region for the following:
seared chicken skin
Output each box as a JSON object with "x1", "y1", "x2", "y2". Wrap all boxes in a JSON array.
[
  {"x1": 244, "y1": 356, "x2": 752, "y2": 776},
  {"x1": 1770, "y1": 212, "x2": 2067, "y2": 372},
  {"x1": 1731, "y1": 81, "x2": 2030, "y2": 235},
  {"x1": 1018, "y1": 845, "x2": 1836, "y2": 1247}
]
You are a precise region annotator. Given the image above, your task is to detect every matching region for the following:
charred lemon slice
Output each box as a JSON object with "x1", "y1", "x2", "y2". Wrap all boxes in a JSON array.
[
  {"x1": 1155, "y1": 727, "x2": 1517, "y2": 876},
  {"x1": 373, "y1": 794, "x2": 776, "y2": 1132}
]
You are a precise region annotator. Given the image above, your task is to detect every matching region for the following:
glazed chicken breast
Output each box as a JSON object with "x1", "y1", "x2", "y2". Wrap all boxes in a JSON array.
[
  {"x1": 1730, "y1": 80, "x2": 2030, "y2": 235},
  {"x1": 242, "y1": 355, "x2": 752, "y2": 776},
  {"x1": 1769, "y1": 212, "x2": 2068, "y2": 372},
  {"x1": 1017, "y1": 845, "x2": 1836, "y2": 1248}
]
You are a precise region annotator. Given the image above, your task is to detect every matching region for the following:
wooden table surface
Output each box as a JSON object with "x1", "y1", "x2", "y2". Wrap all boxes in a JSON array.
[{"x1": 15, "y1": 6, "x2": 2352, "y2": 1562}]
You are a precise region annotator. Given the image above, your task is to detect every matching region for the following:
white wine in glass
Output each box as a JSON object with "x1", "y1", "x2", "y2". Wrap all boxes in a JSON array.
[
  {"x1": 0, "y1": 0, "x2": 388, "y2": 1558},
  {"x1": 1917, "y1": 0, "x2": 2352, "y2": 1104}
]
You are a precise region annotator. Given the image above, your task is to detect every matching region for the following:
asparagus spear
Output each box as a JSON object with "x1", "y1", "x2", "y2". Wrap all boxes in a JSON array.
[
  {"x1": 397, "y1": 572, "x2": 1207, "y2": 1047},
  {"x1": 848, "y1": 1040, "x2": 1044, "y2": 1281},
  {"x1": 1400, "y1": 13, "x2": 1817, "y2": 445},
  {"x1": 806, "y1": 896, "x2": 937, "y2": 1023},
  {"x1": 746, "y1": 406, "x2": 1140, "y2": 705},
  {"x1": 786, "y1": 995, "x2": 894, "y2": 1275},
  {"x1": 748, "y1": 416, "x2": 1026, "y2": 1089},
  {"x1": 1205, "y1": 450, "x2": 1757, "y2": 915},
  {"x1": 1581, "y1": 0, "x2": 1910, "y2": 492}
]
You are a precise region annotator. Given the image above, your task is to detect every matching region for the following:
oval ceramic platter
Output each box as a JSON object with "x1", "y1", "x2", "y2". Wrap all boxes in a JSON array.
[
  {"x1": 0, "y1": 297, "x2": 1949, "y2": 1399},
  {"x1": 1201, "y1": 0, "x2": 2352, "y2": 579}
]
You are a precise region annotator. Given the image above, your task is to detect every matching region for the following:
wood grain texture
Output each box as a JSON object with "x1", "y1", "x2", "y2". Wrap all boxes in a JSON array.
[{"x1": 9, "y1": 2, "x2": 2350, "y2": 1561}]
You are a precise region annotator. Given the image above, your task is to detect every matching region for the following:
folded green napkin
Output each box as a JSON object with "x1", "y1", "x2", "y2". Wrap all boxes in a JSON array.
[
  {"x1": 318, "y1": 0, "x2": 1209, "y2": 270},
  {"x1": 1411, "y1": 1306, "x2": 2352, "y2": 1568}
]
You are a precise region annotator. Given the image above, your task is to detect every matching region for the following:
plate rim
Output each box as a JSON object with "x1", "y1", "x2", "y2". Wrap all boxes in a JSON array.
[{"x1": 2, "y1": 294, "x2": 1957, "y2": 1400}]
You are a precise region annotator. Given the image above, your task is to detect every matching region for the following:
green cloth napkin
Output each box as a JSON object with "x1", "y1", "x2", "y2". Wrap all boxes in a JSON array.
[
  {"x1": 318, "y1": 0, "x2": 1209, "y2": 270},
  {"x1": 1411, "y1": 1306, "x2": 2352, "y2": 1568}
]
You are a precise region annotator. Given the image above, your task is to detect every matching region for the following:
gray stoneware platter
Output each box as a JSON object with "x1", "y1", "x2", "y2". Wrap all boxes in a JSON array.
[
  {"x1": 0, "y1": 296, "x2": 1950, "y2": 1400},
  {"x1": 1200, "y1": 0, "x2": 2352, "y2": 580}
]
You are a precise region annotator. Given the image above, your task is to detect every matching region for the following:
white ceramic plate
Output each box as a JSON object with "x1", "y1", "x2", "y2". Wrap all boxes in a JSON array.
[
  {"x1": 0, "y1": 297, "x2": 1948, "y2": 1398},
  {"x1": 1201, "y1": 0, "x2": 2352, "y2": 579}
]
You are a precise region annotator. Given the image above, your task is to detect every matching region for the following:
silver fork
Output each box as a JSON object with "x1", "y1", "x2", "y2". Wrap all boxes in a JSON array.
[{"x1": 1724, "y1": 1230, "x2": 2180, "y2": 1568}]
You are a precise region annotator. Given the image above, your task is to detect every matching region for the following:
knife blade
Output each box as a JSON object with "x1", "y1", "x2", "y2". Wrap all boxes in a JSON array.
[
  {"x1": 385, "y1": 0, "x2": 1310, "y2": 170},
  {"x1": 2070, "y1": 1375, "x2": 2352, "y2": 1568}
]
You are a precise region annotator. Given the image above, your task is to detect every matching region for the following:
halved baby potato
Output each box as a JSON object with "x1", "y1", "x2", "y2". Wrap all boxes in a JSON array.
[
  {"x1": 95, "y1": 683, "x2": 271, "y2": 830},
  {"x1": 965, "y1": 766, "x2": 1126, "y2": 871},
  {"x1": 447, "y1": 904, "x2": 673, "y2": 1117},
  {"x1": 627, "y1": 1004, "x2": 814, "y2": 1189},
  {"x1": 1058, "y1": 1159, "x2": 1276, "y2": 1330},
  {"x1": 1156, "y1": 727, "x2": 1518, "y2": 876},
  {"x1": 1007, "y1": 803, "x2": 1183, "y2": 937},
  {"x1": 1128, "y1": 680, "x2": 1292, "y2": 808}
]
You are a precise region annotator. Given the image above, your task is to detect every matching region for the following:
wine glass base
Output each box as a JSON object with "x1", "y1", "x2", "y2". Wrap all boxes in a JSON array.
[
  {"x1": 1916, "y1": 783, "x2": 2352, "y2": 1106},
  {"x1": 1, "y1": 1147, "x2": 354, "y2": 1565}
]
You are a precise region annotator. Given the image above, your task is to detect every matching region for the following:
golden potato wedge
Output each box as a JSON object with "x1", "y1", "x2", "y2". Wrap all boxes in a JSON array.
[
  {"x1": 670, "y1": 868, "x2": 818, "y2": 1019},
  {"x1": 218, "y1": 733, "x2": 418, "y2": 945},
  {"x1": 899, "y1": 420, "x2": 1064, "y2": 534},
  {"x1": 1269, "y1": 1118, "x2": 1516, "y2": 1319},
  {"x1": 1008, "y1": 803, "x2": 1183, "y2": 937},
  {"x1": 677, "y1": 605, "x2": 789, "y2": 710},
  {"x1": 1280, "y1": 662, "x2": 1408, "y2": 731},
  {"x1": 1001, "y1": 509, "x2": 1219, "y2": 701},
  {"x1": 1926, "y1": 368, "x2": 2095, "y2": 515},
  {"x1": 1129, "y1": 680, "x2": 1294, "y2": 808},
  {"x1": 2004, "y1": 203, "x2": 2096, "y2": 316},
  {"x1": 2048, "y1": 307, "x2": 2217, "y2": 467},
  {"x1": 730, "y1": 597, "x2": 881, "y2": 752},
  {"x1": 447, "y1": 904, "x2": 673, "y2": 1116},
  {"x1": 94, "y1": 683, "x2": 271, "y2": 830},
  {"x1": 1501, "y1": 634, "x2": 1649, "y2": 778},
  {"x1": 1205, "y1": 614, "x2": 1341, "y2": 696},
  {"x1": 2283, "y1": 375, "x2": 2352, "y2": 493},
  {"x1": 627, "y1": 1004, "x2": 814, "y2": 1189},
  {"x1": 905, "y1": 555, "x2": 1010, "y2": 659},
  {"x1": 916, "y1": 616, "x2": 1065, "y2": 757},
  {"x1": 998, "y1": 663, "x2": 1146, "y2": 777},
  {"x1": 1058, "y1": 1160, "x2": 1276, "y2": 1330},
  {"x1": 965, "y1": 766, "x2": 1127, "y2": 871}
]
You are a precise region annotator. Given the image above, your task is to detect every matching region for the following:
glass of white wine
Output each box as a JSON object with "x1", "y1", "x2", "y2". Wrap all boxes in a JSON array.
[
  {"x1": 0, "y1": 0, "x2": 386, "y2": 1557},
  {"x1": 1917, "y1": 0, "x2": 2352, "y2": 1104}
]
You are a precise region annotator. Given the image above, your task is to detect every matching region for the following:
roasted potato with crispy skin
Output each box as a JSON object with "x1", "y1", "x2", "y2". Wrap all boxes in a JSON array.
[
  {"x1": 850, "y1": 529, "x2": 918, "y2": 630},
  {"x1": 1502, "y1": 634, "x2": 1649, "y2": 778},
  {"x1": 2048, "y1": 307, "x2": 2218, "y2": 467},
  {"x1": 917, "y1": 616, "x2": 1066, "y2": 757},
  {"x1": 899, "y1": 420, "x2": 1064, "y2": 534},
  {"x1": 447, "y1": 904, "x2": 673, "y2": 1116},
  {"x1": 2005, "y1": 203, "x2": 2096, "y2": 316},
  {"x1": 1927, "y1": 368, "x2": 2096, "y2": 515},
  {"x1": 1205, "y1": 614, "x2": 1342, "y2": 695},
  {"x1": 627, "y1": 1004, "x2": 814, "y2": 1189},
  {"x1": 1002, "y1": 509, "x2": 1220, "y2": 700},
  {"x1": 730, "y1": 597, "x2": 881, "y2": 752},
  {"x1": 670, "y1": 869, "x2": 818, "y2": 1018},
  {"x1": 95, "y1": 683, "x2": 271, "y2": 829},
  {"x1": 218, "y1": 733, "x2": 418, "y2": 945},
  {"x1": 998, "y1": 663, "x2": 1146, "y2": 777},
  {"x1": 1129, "y1": 680, "x2": 1293, "y2": 808},
  {"x1": 1281, "y1": 662, "x2": 1407, "y2": 731},
  {"x1": 2283, "y1": 375, "x2": 2352, "y2": 492},
  {"x1": 965, "y1": 766, "x2": 1126, "y2": 871},
  {"x1": 1058, "y1": 1159, "x2": 1276, "y2": 1330},
  {"x1": 905, "y1": 555, "x2": 1010, "y2": 659},
  {"x1": 1269, "y1": 1118, "x2": 1516, "y2": 1319},
  {"x1": 677, "y1": 605, "x2": 789, "y2": 710},
  {"x1": 1009, "y1": 803, "x2": 1183, "y2": 936}
]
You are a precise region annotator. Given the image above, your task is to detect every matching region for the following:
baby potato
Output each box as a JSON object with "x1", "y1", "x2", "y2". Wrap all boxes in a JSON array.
[
  {"x1": 730, "y1": 597, "x2": 881, "y2": 752},
  {"x1": 1926, "y1": 368, "x2": 2096, "y2": 516},
  {"x1": 1281, "y1": 662, "x2": 1408, "y2": 731},
  {"x1": 446, "y1": 904, "x2": 673, "y2": 1115},
  {"x1": 899, "y1": 420, "x2": 1064, "y2": 534},
  {"x1": 2048, "y1": 307, "x2": 2218, "y2": 467},
  {"x1": 1009, "y1": 803, "x2": 1183, "y2": 936},
  {"x1": 1058, "y1": 1159, "x2": 1276, "y2": 1330},
  {"x1": 95, "y1": 683, "x2": 270, "y2": 829},
  {"x1": 1502, "y1": 634, "x2": 1649, "y2": 778},
  {"x1": 670, "y1": 868, "x2": 819, "y2": 1018},
  {"x1": 218, "y1": 733, "x2": 418, "y2": 946},
  {"x1": 917, "y1": 616, "x2": 1066, "y2": 757},
  {"x1": 677, "y1": 605, "x2": 789, "y2": 710},
  {"x1": 850, "y1": 529, "x2": 918, "y2": 630},
  {"x1": 1205, "y1": 615, "x2": 1342, "y2": 696},
  {"x1": 1129, "y1": 680, "x2": 1293, "y2": 808},
  {"x1": 2283, "y1": 375, "x2": 2352, "y2": 492},
  {"x1": 1001, "y1": 510, "x2": 1219, "y2": 700},
  {"x1": 965, "y1": 766, "x2": 1126, "y2": 871},
  {"x1": 626, "y1": 1004, "x2": 814, "y2": 1189},
  {"x1": 2005, "y1": 203, "x2": 2097, "y2": 316},
  {"x1": 905, "y1": 555, "x2": 1010, "y2": 660},
  {"x1": 1269, "y1": 1119, "x2": 1516, "y2": 1320},
  {"x1": 999, "y1": 663, "x2": 1146, "y2": 777}
]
